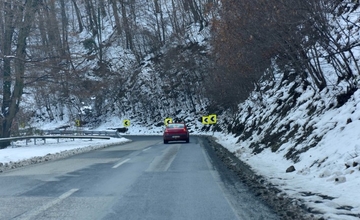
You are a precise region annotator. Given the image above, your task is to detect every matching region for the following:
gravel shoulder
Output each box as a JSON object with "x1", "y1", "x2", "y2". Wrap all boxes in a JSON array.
[{"x1": 204, "y1": 136, "x2": 319, "y2": 220}]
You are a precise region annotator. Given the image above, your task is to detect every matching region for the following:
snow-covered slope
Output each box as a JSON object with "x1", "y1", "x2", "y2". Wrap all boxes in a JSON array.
[{"x1": 213, "y1": 70, "x2": 360, "y2": 219}]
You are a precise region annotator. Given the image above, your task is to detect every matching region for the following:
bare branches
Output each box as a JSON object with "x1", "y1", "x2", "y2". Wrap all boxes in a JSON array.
[
  {"x1": 0, "y1": 0, "x2": 39, "y2": 146},
  {"x1": 207, "y1": 0, "x2": 360, "y2": 108}
]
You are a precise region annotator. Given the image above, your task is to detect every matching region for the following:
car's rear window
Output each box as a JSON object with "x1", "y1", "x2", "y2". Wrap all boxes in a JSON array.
[{"x1": 167, "y1": 124, "x2": 185, "y2": 128}]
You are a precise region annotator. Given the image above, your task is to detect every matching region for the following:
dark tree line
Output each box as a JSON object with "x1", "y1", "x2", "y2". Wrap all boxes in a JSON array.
[{"x1": 208, "y1": 0, "x2": 360, "y2": 109}]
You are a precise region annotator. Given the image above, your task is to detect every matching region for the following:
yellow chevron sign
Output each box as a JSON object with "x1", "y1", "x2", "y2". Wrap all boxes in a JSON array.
[
  {"x1": 209, "y1": 114, "x2": 217, "y2": 124},
  {"x1": 202, "y1": 114, "x2": 217, "y2": 124},
  {"x1": 202, "y1": 116, "x2": 209, "y2": 124},
  {"x1": 123, "y1": 120, "x2": 130, "y2": 127},
  {"x1": 165, "y1": 118, "x2": 173, "y2": 126}
]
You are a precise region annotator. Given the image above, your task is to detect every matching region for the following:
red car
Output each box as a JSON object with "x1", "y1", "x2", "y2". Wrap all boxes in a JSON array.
[{"x1": 163, "y1": 123, "x2": 190, "y2": 144}]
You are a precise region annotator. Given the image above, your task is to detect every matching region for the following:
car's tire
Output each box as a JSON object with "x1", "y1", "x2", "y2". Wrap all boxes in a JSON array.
[
  {"x1": 186, "y1": 138, "x2": 189, "y2": 143},
  {"x1": 164, "y1": 140, "x2": 168, "y2": 144}
]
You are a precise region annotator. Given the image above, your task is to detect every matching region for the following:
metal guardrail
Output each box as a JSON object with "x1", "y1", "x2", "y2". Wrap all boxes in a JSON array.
[
  {"x1": 0, "y1": 129, "x2": 122, "y2": 146},
  {"x1": 0, "y1": 135, "x2": 111, "y2": 145},
  {"x1": 43, "y1": 130, "x2": 121, "y2": 137}
]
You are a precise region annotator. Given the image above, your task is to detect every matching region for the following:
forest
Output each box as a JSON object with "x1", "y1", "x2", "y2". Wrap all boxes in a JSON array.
[{"x1": 0, "y1": 0, "x2": 359, "y2": 148}]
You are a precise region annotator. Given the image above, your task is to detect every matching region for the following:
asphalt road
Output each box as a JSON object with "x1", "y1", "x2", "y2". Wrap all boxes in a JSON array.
[{"x1": 0, "y1": 136, "x2": 279, "y2": 220}]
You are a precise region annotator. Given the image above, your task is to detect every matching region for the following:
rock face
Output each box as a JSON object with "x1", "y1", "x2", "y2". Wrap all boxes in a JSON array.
[
  {"x1": 286, "y1": 165, "x2": 296, "y2": 173},
  {"x1": 116, "y1": 127, "x2": 128, "y2": 133}
]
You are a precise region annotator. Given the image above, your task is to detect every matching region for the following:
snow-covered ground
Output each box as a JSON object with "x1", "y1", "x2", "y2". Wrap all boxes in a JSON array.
[
  {"x1": 214, "y1": 133, "x2": 360, "y2": 220},
  {"x1": 0, "y1": 137, "x2": 130, "y2": 165},
  {"x1": 212, "y1": 89, "x2": 360, "y2": 219},
  {"x1": 1, "y1": 100, "x2": 360, "y2": 220}
]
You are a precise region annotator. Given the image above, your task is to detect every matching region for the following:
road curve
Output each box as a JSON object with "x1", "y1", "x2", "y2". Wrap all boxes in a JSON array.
[{"x1": 0, "y1": 136, "x2": 280, "y2": 220}]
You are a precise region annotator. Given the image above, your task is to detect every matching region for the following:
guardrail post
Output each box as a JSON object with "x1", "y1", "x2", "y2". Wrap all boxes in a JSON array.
[{"x1": 34, "y1": 138, "x2": 37, "y2": 145}]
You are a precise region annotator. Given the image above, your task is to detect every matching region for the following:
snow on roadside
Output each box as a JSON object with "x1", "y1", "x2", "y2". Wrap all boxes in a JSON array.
[
  {"x1": 0, "y1": 137, "x2": 131, "y2": 172},
  {"x1": 213, "y1": 87, "x2": 360, "y2": 220}
]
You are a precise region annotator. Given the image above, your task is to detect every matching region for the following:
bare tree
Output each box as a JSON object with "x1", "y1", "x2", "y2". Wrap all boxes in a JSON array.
[
  {"x1": 111, "y1": 0, "x2": 122, "y2": 35},
  {"x1": 71, "y1": 0, "x2": 84, "y2": 32},
  {"x1": 120, "y1": 0, "x2": 133, "y2": 50},
  {"x1": 0, "y1": 0, "x2": 39, "y2": 148},
  {"x1": 207, "y1": 0, "x2": 341, "y2": 108}
]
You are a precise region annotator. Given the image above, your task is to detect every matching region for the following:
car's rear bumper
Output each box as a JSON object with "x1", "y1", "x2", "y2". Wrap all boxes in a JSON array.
[{"x1": 163, "y1": 134, "x2": 189, "y2": 141}]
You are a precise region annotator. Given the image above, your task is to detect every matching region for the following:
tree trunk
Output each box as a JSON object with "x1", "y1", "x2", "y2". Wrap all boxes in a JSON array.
[
  {"x1": 0, "y1": 1, "x2": 16, "y2": 146},
  {"x1": 0, "y1": 0, "x2": 39, "y2": 148},
  {"x1": 111, "y1": 0, "x2": 122, "y2": 35},
  {"x1": 120, "y1": 0, "x2": 133, "y2": 50},
  {"x1": 71, "y1": 0, "x2": 84, "y2": 32}
]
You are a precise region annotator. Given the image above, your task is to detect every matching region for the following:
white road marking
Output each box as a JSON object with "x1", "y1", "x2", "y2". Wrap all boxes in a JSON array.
[
  {"x1": 146, "y1": 145, "x2": 180, "y2": 172},
  {"x1": 112, "y1": 158, "x2": 130, "y2": 168},
  {"x1": 142, "y1": 147, "x2": 151, "y2": 151},
  {"x1": 19, "y1": 188, "x2": 79, "y2": 220}
]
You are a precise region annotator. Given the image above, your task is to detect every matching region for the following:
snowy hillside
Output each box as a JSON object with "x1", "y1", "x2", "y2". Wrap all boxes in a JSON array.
[
  {"x1": 211, "y1": 69, "x2": 360, "y2": 219},
  {"x1": 207, "y1": 4, "x2": 360, "y2": 219},
  {"x1": 2, "y1": 1, "x2": 360, "y2": 219}
]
